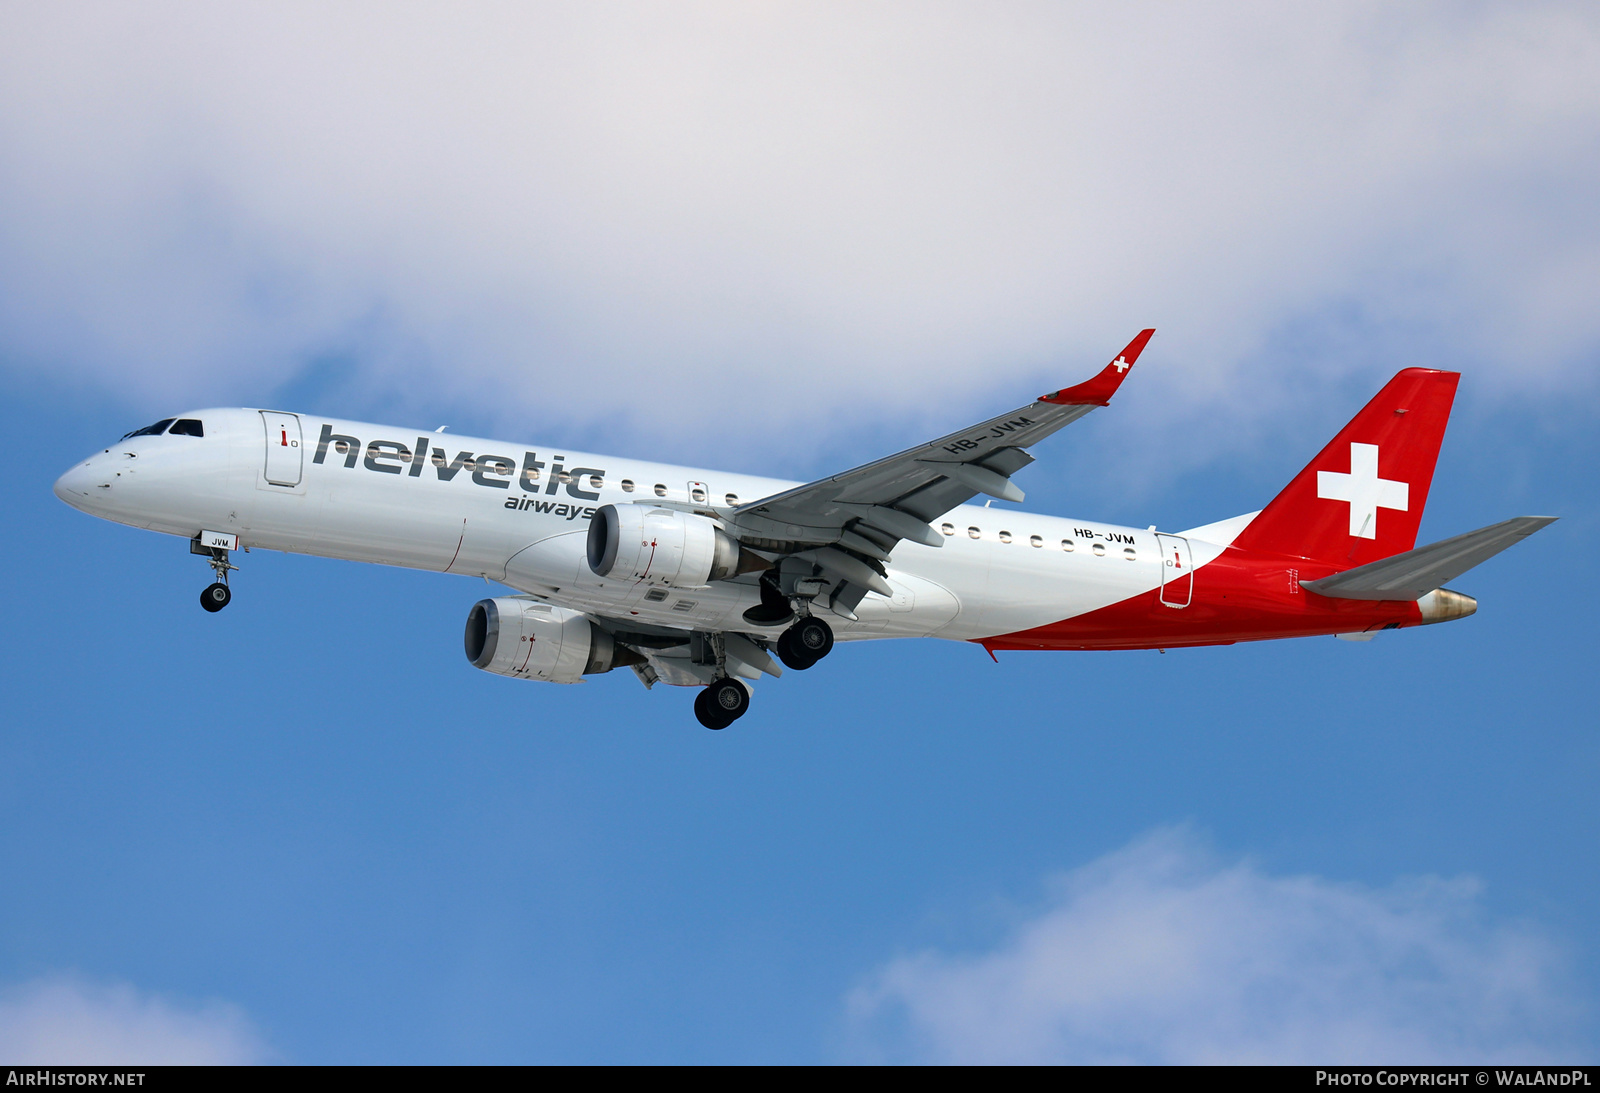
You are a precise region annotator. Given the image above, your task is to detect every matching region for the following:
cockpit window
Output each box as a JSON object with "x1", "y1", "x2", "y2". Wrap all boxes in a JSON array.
[
  {"x1": 168, "y1": 419, "x2": 204, "y2": 437},
  {"x1": 121, "y1": 419, "x2": 175, "y2": 440}
]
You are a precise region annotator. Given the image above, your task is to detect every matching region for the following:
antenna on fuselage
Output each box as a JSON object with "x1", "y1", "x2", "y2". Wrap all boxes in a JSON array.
[{"x1": 435, "y1": 426, "x2": 448, "y2": 432}]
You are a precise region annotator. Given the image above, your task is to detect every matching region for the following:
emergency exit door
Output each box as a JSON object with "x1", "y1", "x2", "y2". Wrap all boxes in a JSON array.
[
  {"x1": 261, "y1": 411, "x2": 303, "y2": 486},
  {"x1": 1156, "y1": 533, "x2": 1193, "y2": 608}
]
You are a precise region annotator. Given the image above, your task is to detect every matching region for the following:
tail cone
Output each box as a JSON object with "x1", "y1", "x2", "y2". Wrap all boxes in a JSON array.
[{"x1": 1417, "y1": 587, "x2": 1477, "y2": 625}]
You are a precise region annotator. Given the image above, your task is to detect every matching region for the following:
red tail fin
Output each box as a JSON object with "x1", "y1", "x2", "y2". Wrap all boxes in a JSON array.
[{"x1": 1233, "y1": 369, "x2": 1460, "y2": 567}]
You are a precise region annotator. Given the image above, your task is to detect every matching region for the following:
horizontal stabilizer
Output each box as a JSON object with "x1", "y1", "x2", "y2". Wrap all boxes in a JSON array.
[{"x1": 1301, "y1": 516, "x2": 1556, "y2": 601}]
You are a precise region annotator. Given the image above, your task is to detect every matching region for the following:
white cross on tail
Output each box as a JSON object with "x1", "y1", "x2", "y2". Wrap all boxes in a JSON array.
[
  {"x1": 1111, "y1": 356, "x2": 1130, "y2": 373},
  {"x1": 1316, "y1": 442, "x2": 1408, "y2": 539}
]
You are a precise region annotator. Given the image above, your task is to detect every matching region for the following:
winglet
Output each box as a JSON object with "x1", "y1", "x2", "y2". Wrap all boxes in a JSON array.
[{"x1": 1040, "y1": 329, "x2": 1155, "y2": 406}]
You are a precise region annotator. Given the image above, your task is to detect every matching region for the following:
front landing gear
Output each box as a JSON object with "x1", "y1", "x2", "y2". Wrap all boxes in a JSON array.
[
  {"x1": 694, "y1": 677, "x2": 750, "y2": 730},
  {"x1": 776, "y1": 616, "x2": 834, "y2": 671},
  {"x1": 192, "y1": 539, "x2": 239, "y2": 613}
]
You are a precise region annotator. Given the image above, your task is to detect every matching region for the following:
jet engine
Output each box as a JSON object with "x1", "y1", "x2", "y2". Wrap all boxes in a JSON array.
[
  {"x1": 586, "y1": 504, "x2": 744, "y2": 588},
  {"x1": 464, "y1": 598, "x2": 632, "y2": 683}
]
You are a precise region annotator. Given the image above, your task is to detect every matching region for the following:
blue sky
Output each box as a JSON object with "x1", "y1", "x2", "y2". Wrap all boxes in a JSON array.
[{"x1": 1, "y1": 3, "x2": 1597, "y2": 1064}]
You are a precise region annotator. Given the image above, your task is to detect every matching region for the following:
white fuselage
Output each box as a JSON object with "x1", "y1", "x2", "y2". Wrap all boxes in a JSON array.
[{"x1": 55, "y1": 408, "x2": 1236, "y2": 647}]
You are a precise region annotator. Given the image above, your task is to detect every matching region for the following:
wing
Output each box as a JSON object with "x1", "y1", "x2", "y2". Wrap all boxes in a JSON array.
[{"x1": 730, "y1": 330, "x2": 1154, "y2": 563}]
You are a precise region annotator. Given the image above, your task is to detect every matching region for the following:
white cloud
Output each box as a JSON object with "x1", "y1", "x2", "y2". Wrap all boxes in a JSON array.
[
  {"x1": 0, "y1": 976, "x2": 269, "y2": 1065},
  {"x1": 0, "y1": 3, "x2": 1596, "y2": 456},
  {"x1": 846, "y1": 828, "x2": 1584, "y2": 1064}
]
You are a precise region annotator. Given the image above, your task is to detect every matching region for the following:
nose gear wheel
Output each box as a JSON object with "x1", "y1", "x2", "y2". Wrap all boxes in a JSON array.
[{"x1": 195, "y1": 543, "x2": 238, "y2": 612}]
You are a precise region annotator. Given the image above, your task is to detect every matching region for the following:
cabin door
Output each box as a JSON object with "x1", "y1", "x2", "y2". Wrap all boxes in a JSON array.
[
  {"x1": 1156, "y1": 533, "x2": 1193, "y2": 608},
  {"x1": 261, "y1": 412, "x2": 304, "y2": 486}
]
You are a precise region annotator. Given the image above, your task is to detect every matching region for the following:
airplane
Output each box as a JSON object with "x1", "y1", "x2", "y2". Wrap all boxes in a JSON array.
[{"x1": 53, "y1": 330, "x2": 1554, "y2": 729}]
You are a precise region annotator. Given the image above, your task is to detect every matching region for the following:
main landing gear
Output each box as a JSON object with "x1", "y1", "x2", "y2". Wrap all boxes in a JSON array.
[
  {"x1": 741, "y1": 571, "x2": 795, "y2": 626},
  {"x1": 697, "y1": 585, "x2": 837, "y2": 729},
  {"x1": 693, "y1": 616, "x2": 834, "y2": 729},
  {"x1": 694, "y1": 677, "x2": 751, "y2": 730},
  {"x1": 776, "y1": 615, "x2": 834, "y2": 671}
]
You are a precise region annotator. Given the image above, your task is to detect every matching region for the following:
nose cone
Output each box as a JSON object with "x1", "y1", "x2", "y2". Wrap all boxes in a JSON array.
[{"x1": 54, "y1": 458, "x2": 102, "y2": 510}]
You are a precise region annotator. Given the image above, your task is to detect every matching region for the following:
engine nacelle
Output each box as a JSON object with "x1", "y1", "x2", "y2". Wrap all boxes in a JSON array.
[
  {"x1": 464, "y1": 599, "x2": 624, "y2": 684},
  {"x1": 586, "y1": 504, "x2": 741, "y2": 588}
]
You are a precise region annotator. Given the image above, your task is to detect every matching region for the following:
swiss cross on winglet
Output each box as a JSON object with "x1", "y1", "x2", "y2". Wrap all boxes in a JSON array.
[{"x1": 1040, "y1": 329, "x2": 1155, "y2": 406}]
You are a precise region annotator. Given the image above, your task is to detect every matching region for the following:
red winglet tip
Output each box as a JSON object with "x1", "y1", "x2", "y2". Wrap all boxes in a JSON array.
[{"x1": 1041, "y1": 328, "x2": 1154, "y2": 406}]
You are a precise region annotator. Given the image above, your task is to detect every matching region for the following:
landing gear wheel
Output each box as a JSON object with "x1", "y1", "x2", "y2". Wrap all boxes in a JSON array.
[
  {"x1": 742, "y1": 572, "x2": 795, "y2": 627},
  {"x1": 695, "y1": 677, "x2": 750, "y2": 729},
  {"x1": 776, "y1": 628, "x2": 816, "y2": 671},
  {"x1": 789, "y1": 615, "x2": 834, "y2": 663},
  {"x1": 742, "y1": 601, "x2": 794, "y2": 626},
  {"x1": 693, "y1": 688, "x2": 725, "y2": 729},
  {"x1": 709, "y1": 677, "x2": 750, "y2": 722},
  {"x1": 196, "y1": 543, "x2": 239, "y2": 613}
]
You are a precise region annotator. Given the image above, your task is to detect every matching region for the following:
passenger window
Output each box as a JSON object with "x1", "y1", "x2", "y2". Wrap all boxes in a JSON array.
[
  {"x1": 968, "y1": 527, "x2": 981, "y2": 539},
  {"x1": 1029, "y1": 535, "x2": 1043, "y2": 548},
  {"x1": 1124, "y1": 547, "x2": 1137, "y2": 560},
  {"x1": 691, "y1": 486, "x2": 707, "y2": 503},
  {"x1": 654, "y1": 484, "x2": 668, "y2": 498},
  {"x1": 940, "y1": 523, "x2": 955, "y2": 536},
  {"x1": 725, "y1": 493, "x2": 739, "y2": 507},
  {"x1": 998, "y1": 531, "x2": 1012, "y2": 543},
  {"x1": 1092, "y1": 543, "x2": 1106, "y2": 556},
  {"x1": 121, "y1": 419, "x2": 175, "y2": 440},
  {"x1": 168, "y1": 419, "x2": 204, "y2": 437},
  {"x1": 621, "y1": 479, "x2": 635, "y2": 493},
  {"x1": 1061, "y1": 539, "x2": 1075, "y2": 551}
]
